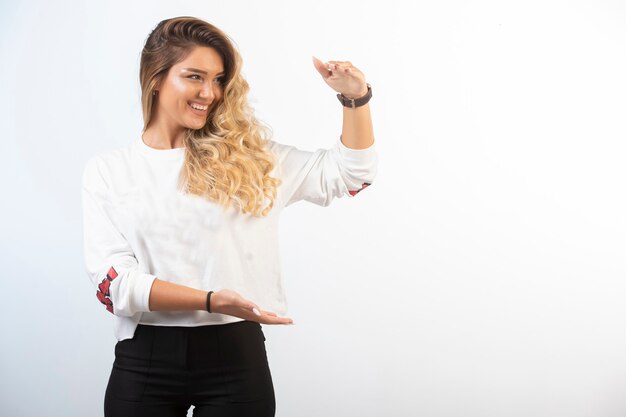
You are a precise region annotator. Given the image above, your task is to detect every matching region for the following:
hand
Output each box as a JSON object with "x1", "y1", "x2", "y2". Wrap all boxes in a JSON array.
[
  {"x1": 312, "y1": 56, "x2": 368, "y2": 99},
  {"x1": 211, "y1": 289, "x2": 294, "y2": 325}
]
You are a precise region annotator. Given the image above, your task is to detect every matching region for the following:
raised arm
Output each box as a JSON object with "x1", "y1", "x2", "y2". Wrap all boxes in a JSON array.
[{"x1": 312, "y1": 57, "x2": 374, "y2": 150}]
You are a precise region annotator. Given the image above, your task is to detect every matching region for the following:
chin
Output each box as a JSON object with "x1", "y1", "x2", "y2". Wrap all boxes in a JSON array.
[{"x1": 185, "y1": 119, "x2": 207, "y2": 130}]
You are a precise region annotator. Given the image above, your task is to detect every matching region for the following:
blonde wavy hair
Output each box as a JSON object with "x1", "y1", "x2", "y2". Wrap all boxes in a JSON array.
[{"x1": 139, "y1": 16, "x2": 281, "y2": 216}]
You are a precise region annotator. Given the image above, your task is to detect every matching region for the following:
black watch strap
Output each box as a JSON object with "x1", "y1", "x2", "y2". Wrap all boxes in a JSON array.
[{"x1": 337, "y1": 83, "x2": 372, "y2": 108}]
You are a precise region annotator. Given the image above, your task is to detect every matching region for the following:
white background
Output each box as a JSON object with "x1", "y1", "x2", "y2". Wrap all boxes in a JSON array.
[{"x1": 1, "y1": 1, "x2": 625, "y2": 416}]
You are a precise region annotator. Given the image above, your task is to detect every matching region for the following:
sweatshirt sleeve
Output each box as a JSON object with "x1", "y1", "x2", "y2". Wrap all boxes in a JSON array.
[
  {"x1": 81, "y1": 155, "x2": 157, "y2": 317},
  {"x1": 271, "y1": 136, "x2": 378, "y2": 207}
]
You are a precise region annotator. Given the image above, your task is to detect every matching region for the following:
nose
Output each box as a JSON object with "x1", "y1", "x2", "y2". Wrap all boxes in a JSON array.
[{"x1": 198, "y1": 81, "x2": 216, "y2": 102}]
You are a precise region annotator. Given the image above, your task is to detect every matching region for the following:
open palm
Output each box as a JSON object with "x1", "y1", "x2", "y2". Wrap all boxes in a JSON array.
[{"x1": 211, "y1": 289, "x2": 294, "y2": 325}]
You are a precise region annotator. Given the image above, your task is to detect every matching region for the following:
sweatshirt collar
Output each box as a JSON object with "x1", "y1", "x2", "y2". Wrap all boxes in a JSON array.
[{"x1": 136, "y1": 134, "x2": 186, "y2": 159}]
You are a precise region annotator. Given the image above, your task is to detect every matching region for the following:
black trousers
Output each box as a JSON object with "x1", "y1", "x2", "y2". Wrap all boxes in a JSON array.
[{"x1": 104, "y1": 320, "x2": 276, "y2": 417}]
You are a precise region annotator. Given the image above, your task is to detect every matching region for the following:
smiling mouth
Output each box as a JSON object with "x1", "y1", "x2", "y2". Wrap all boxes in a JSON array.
[{"x1": 188, "y1": 102, "x2": 208, "y2": 116}]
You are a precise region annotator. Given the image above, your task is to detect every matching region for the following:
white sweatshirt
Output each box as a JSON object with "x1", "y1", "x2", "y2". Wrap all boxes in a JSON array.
[{"x1": 82, "y1": 134, "x2": 378, "y2": 341}]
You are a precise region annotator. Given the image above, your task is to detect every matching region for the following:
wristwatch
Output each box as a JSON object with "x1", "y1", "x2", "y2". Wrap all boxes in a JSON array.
[{"x1": 337, "y1": 83, "x2": 372, "y2": 108}]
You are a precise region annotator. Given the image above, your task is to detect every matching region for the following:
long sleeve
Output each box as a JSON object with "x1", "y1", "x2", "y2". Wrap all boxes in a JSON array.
[
  {"x1": 270, "y1": 136, "x2": 378, "y2": 207},
  {"x1": 81, "y1": 155, "x2": 157, "y2": 317}
]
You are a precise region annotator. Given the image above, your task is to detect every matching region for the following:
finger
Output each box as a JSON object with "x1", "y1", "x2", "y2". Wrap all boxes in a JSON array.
[
  {"x1": 257, "y1": 310, "x2": 293, "y2": 324},
  {"x1": 263, "y1": 316, "x2": 294, "y2": 325},
  {"x1": 244, "y1": 301, "x2": 262, "y2": 317},
  {"x1": 312, "y1": 56, "x2": 332, "y2": 78},
  {"x1": 326, "y1": 63, "x2": 361, "y2": 80},
  {"x1": 327, "y1": 61, "x2": 355, "y2": 71},
  {"x1": 247, "y1": 309, "x2": 293, "y2": 324},
  {"x1": 327, "y1": 62, "x2": 345, "y2": 72}
]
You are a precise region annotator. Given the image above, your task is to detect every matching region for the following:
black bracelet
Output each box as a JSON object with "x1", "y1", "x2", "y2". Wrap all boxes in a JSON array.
[{"x1": 206, "y1": 291, "x2": 214, "y2": 313}]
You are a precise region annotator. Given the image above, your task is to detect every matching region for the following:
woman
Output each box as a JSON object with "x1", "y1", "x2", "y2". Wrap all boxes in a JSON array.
[{"x1": 82, "y1": 16, "x2": 377, "y2": 417}]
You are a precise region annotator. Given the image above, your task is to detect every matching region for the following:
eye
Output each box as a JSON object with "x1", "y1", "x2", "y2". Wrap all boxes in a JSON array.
[
  {"x1": 214, "y1": 77, "x2": 225, "y2": 86},
  {"x1": 188, "y1": 74, "x2": 202, "y2": 80}
]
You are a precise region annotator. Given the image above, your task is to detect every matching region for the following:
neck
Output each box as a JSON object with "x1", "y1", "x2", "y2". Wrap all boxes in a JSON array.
[{"x1": 142, "y1": 121, "x2": 186, "y2": 149}]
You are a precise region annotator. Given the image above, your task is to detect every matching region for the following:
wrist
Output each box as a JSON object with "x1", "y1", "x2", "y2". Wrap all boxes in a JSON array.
[
  {"x1": 337, "y1": 83, "x2": 372, "y2": 108},
  {"x1": 206, "y1": 290, "x2": 219, "y2": 313},
  {"x1": 342, "y1": 84, "x2": 369, "y2": 99}
]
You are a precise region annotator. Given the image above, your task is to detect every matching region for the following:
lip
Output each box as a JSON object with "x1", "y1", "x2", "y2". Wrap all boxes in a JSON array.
[{"x1": 188, "y1": 102, "x2": 208, "y2": 116}]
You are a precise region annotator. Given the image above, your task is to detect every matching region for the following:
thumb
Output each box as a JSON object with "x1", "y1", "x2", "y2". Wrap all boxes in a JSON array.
[
  {"x1": 312, "y1": 56, "x2": 331, "y2": 78},
  {"x1": 248, "y1": 303, "x2": 262, "y2": 317}
]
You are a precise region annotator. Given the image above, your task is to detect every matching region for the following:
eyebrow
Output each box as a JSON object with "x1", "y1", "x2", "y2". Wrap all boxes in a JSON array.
[{"x1": 182, "y1": 68, "x2": 225, "y2": 76}]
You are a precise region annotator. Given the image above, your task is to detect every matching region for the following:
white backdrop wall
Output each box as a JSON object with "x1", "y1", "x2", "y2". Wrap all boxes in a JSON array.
[{"x1": 1, "y1": 1, "x2": 625, "y2": 416}]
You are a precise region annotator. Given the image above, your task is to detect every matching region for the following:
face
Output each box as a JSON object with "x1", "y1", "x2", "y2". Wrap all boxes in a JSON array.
[{"x1": 154, "y1": 46, "x2": 226, "y2": 131}]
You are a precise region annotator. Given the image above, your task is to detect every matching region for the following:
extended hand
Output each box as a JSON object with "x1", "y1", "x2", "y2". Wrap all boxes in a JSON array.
[
  {"x1": 312, "y1": 56, "x2": 368, "y2": 99},
  {"x1": 211, "y1": 289, "x2": 294, "y2": 325}
]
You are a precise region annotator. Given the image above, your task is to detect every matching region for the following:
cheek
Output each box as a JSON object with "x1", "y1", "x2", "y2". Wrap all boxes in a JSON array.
[{"x1": 169, "y1": 77, "x2": 190, "y2": 99}]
